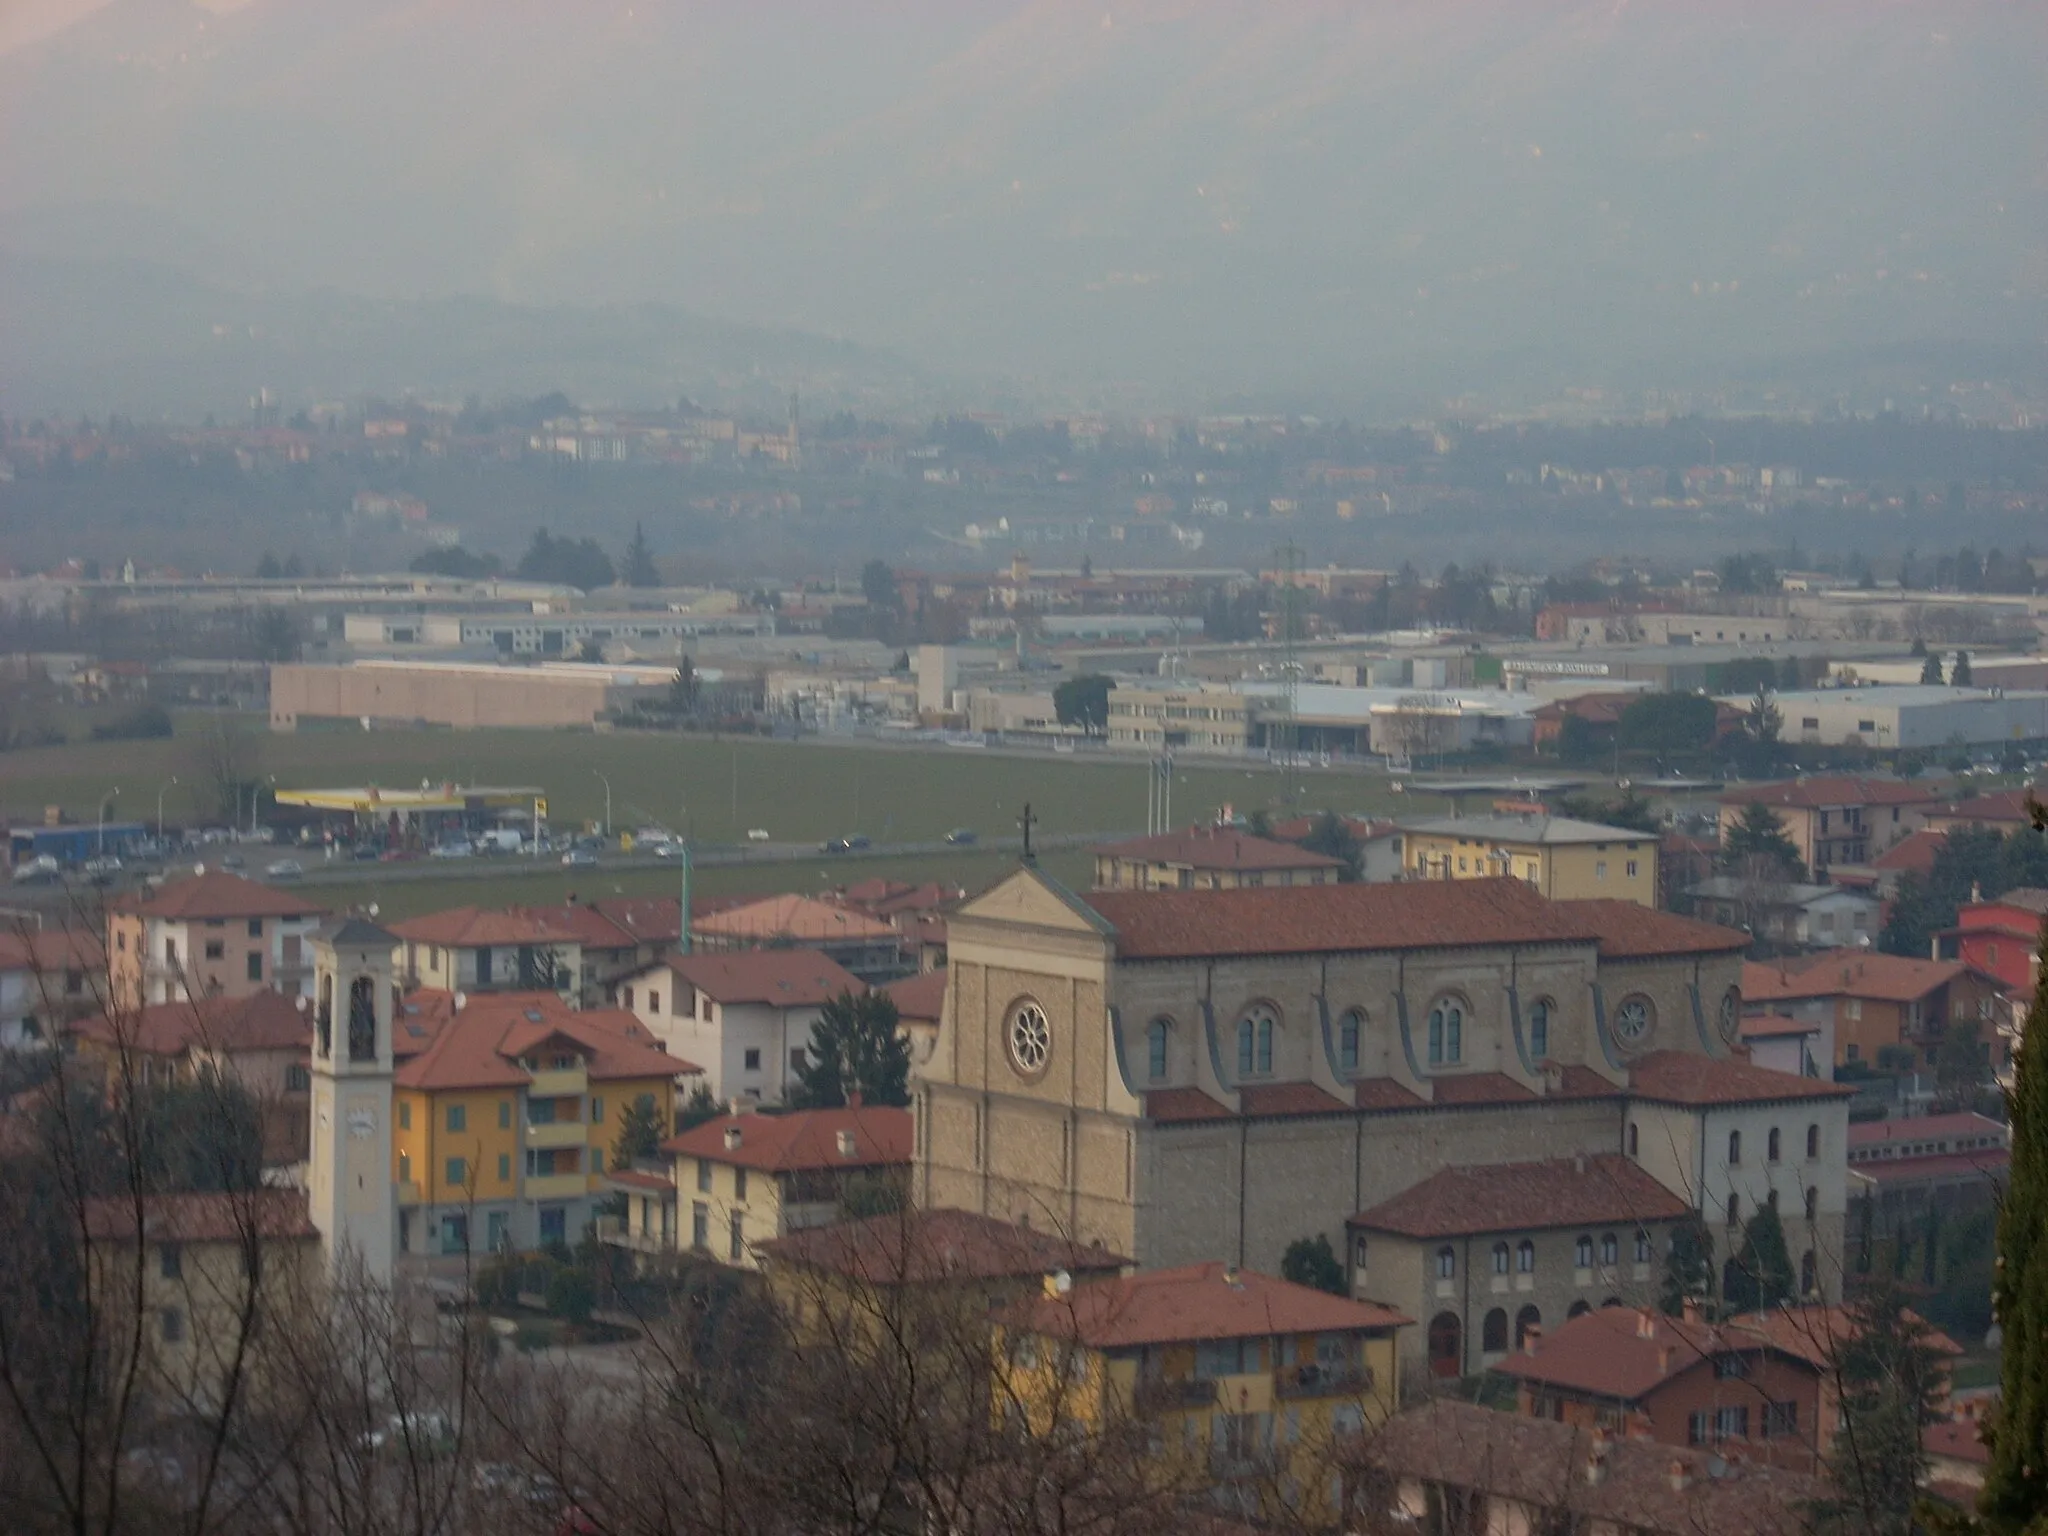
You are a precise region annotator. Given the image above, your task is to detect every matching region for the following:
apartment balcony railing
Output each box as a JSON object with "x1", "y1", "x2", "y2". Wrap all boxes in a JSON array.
[{"x1": 1132, "y1": 1376, "x2": 1218, "y2": 1413}]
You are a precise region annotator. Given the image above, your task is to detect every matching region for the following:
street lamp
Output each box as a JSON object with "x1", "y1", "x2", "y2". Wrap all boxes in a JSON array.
[
  {"x1": 98, "y1": 787, "x2": 121, "y2": 855},
  {"x1": 592, "y1": 770, "x2": 612, "y2": 840},
  {"x1": 156, "y1": 776, "x2": 179, "y2": 840}
]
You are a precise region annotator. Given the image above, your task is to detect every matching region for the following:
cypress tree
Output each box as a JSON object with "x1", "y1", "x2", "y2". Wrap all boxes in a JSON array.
[
  {"x1": 1980, "y1": 893, "x2": 2048, "y2": 1530},
  {"x1": 1724, "y1": 1203, "x2": 1796, "y2": 1314}
]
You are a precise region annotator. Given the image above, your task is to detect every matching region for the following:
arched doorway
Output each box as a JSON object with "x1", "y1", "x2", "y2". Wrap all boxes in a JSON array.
[
  {"x1": 1428, "y1": 1312, "x2": 1462, "y2": 1378},
  {"x1": 1481, "y1": 1308, "x2": 1508, "y2": 1354},
  {"x1": 1515, "y1": 1304, "x2": 1542, "y2": 1349}
]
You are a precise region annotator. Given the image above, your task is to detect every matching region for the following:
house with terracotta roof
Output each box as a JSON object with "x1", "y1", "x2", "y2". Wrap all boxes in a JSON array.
[
  {"x1": 388, "y1": 989, "x2": 699, "y2": 1255},
  {"x1": 1345, "y1": 1154, "x2": 1692, "y2": 1381},
  {"x1": 1089, "y1": 827, "x2": 1344, "y2": 892},
  {"x1": 914, "y1": 866, "x2": 1839, "y2": 1335},
  {"x1": 1921, "y1": 783, "x2": 2048, "y2": 837},
  {"x1": 1848, "y1": 1110, "x2": 2010, "y2": 1258},
  {"x1": 1718, "y1": 776, "x2": 1942, "y2": 875},
  {"x1": 70, "y1": 989, "x2": 312, "y2": 1105},
  {"x1": 625, "y1": 1104, "x2": 911, "y2": 1269},
  {"x1": 1401, "y1": 812, "x2": 1661, "y2": 908},
  {"x1": 106, "y1": 870, "x2": 326, "y2": 1007},
  {"x1": 0, "y1": 926, "x2": 104, "y2": 1050},
  {"x1": 1348, "y1": 1396, "x2": 1827, "y2": 1536},
  {"x1": 1679, "y1": 876, "x2": 1881, "y2": 953},
  {"x1": 880, "y1": 966, "x2": 946, "y2": 1067},
  {"x1": 690, "y1": 894, "x2": 905, "y2": 982},
  {"x1": 612, "y1": 948, "x2": 867, "y2": 1102},
  {"x1": 391, "y1": 902, "x2": 653, "y2": 1004},
  {"x1": 996, "y1": 1260, "x2": 1407, "y2": 1518},
  {"x1": 1743, "y1": 950, "x2": 2005, "y2": 1072},
  {"x1": 1936, "y1": 887, "x2": 2048, "y2": 997},
  {"x1": 1489, "y1": 1301, "x2": 1959, "y2": 1475}
]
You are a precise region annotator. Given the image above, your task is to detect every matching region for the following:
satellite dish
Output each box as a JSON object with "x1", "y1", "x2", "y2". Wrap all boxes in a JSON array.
[
  {"x1": 367, "y1": 902, "x2": 380, "y2": 918},
  {"x1": 1052, "y1": 1269, "x2": 1073, "y2": 1295},
  {"x1": 193, "y1": 862, "x2": 206, "y2": 877},
  {"x1": 295, "y1": 994, "x2": 309, "y2": 1013}
]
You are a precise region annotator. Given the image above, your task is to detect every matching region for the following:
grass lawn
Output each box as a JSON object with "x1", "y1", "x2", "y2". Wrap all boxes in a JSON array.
[{"x1": 0, "y1": 719, "x2": 1441, "y2": 850}]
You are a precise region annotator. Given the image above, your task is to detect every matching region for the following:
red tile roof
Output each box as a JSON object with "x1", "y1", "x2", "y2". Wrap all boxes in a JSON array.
[
  {"x1": 1240, "y1": 1081, "x2": 1352, "y2": 1116},
  {"x1": 1848, "y1": 1112, "x2": 2007, "y2": 1149},
  {"x1": 111, "y1": 870, "x2": 326, "y2": 921},
  {"x1": 1348, "y1": 1154, "x2": 1688, "y2": 1238},
  {"x1": 655, "y1": 949, "x2": 864, "y2": 1008},
  {"x1": 0, "y1": 927, "x2": 105, "y2": 974},
  {"x1": 1720, "y1": 776, "x2": 1943, "y2": 811},
  {"x1": 1626, "y1": 1050, "x2": 1853, "y2": 1107},
  {"x1": 589, "y1": 896, "x2": 683, "y2": 943},
  {"x1": 1083, "y1": 877, "x2": 1595, "y2": 961},
  {"x1": 1873, "y1": 829, "x2": 1949, "y2": 875},
  {"x1": 1091, "y1": 826, "x2": 1345, "y2": 873},
  {"x1": 1743, "y1": 951, "x2": 1977, "y2": 1006},
  {"x1": 1003, "y1": 1260, "x2": 1409, "y2": 1348},
  {"x1": 71, "y1": 990, "x2": 310, "y2": 1058},
  {"x1": 393, "y1": 991, "x2": 696, "y2": 1091},
  {"x1": 1924, "y1": 1419, "x2": 1991, "y2": 1465},
  {"x1": 758, "y1": 1208, "x2": 1131, "y2": 1285},
  {"x1": 1932, "y1": 786, "x2": 2046, "y2": 827},
  {"x1": 82, "y1": 1187, "x2": 318, "y2": 1244},
  {"x1": 662, "y1": 1105, "x2": 912, "y2": 1174},
  {"x1": 1557, "y1": 899, "x2": 1747, "y2": 958},
  {"x1": 880, "y1": 967, "x2": 947, "y2": 1024},
  {"x1": 390, "y1": 904, "x2": 631, "y2": 948},
  {"x1": 694, "y1": 894, "x2": 897, "y2": 946}
]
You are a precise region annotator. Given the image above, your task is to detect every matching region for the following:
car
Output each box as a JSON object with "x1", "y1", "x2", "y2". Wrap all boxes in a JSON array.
[
  {"x1": 219, "y1": 852, "x2": 245, "y2": 870},
  {"x1": 430, "y1": 841, "x2": 472, "y2": 859},
  {"x1": 819, "y1": 837, "x2": 850, "y2": 854},
  {"x1": 746, "y1": 828, "x2": 771, "y2": 842},
  {"x1": 12, "y1": 855, "x2": 59, "y2": 883},
  {"x1": 944, "y1": 828, "x2": 978, "y2": 846},
  {"x1": 562, "y1": 849, "x2": 598, "y2": 867},
  {"x1": 846, "y1": 834, "x2": 871, "y2": 850},
  {"x1": 265, "y1": 859, "x2": 304, "y2": 881},
  {"x1": 83, "y1": 856, "x2": 123, "y2": 883}
]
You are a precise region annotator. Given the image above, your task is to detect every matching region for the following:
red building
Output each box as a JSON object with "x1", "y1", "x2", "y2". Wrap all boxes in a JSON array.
[{"x1": 1936, "y1": 888, "x2": 2047, "y2": 996}]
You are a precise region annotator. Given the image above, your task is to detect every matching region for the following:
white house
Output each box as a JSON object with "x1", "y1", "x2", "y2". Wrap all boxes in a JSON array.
[{"x1": 615, "y1": 950, "x2": 865, "y2": 1103}]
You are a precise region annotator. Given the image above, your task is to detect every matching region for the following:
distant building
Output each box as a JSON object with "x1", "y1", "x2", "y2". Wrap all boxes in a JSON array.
[
  {"x1": 1717, "y1": 777, "x2": 1942, "y2": 876},
  {"x1": 1936, "y1": 887, "x2": 2048, "y2": 996},
  {"x1": 1090, "y1": 826, "x2": 1345, "y2": 892},
  {"x1": 1720, "y1": 686, "x2": 2048, "y2": 752},
  {"x1": 106, "y1": 871, "x2": 326, "y2": 1008},
  {"x1": 0, "y1": 928, "x2": 104, "y2": 1051},
  {"x1": 1742, "y1": 952, "x2": 2005, "y2": 1072},
  {"x1": 691, "y1": 894, "x2": 904, "y2": 982},
  {"x1": 1679, "y1": 877, "x2": 1882, "y2": 953},
  {"x1": 1401, "y1": 813, "x2": 1659, "y2": 908}
]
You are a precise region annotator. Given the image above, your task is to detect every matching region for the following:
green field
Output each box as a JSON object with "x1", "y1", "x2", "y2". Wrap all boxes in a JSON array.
[{"x1": 0, "y1": 722, "x2": 1439, "y2": 851}]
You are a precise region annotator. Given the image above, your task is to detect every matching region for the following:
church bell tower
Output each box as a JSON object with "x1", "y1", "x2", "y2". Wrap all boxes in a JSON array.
[{"x1": 308, "y1": 919, "x2": 399, "y2": 1285}]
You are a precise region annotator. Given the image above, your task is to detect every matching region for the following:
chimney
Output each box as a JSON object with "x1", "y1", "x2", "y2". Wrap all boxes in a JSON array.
[
  {"x1": 1668, "y1": 1458, "x2": 1691, "y2": 1493},
  {"x1": 835, "y1": 1129, "x2": 858, "y2": 1159},
  {"x1": 1681, "y1": 1296, "x2": 1704, "y2": 1325},
  {"x1": 1584, "y1": 1428, "x2": 1610, "y2": 1486},
  {"x1": 723, "y1": 1125, "x2": 742, "y2": 1151},
  {"x1": 1635, "y1": 1311, "x2": 1656, "y2": 1340},
  {"x1": 847, "y1": 1089, "x2": 864, "y2": 1109},
  {"x1": 1522, "y1": 1323, "x2": 1543, "y2": 1356},
  {"x1": 1657, "y1": 1345, "x2": 1673, "y2": 1376}
]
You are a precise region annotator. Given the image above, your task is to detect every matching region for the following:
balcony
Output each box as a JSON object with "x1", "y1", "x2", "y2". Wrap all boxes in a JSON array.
[
  {"x1": 524, "y1": 1171, "x2": 588, "y2": 1201},
  {"x1": 1132, "y1": 1376, "x2": 1218, "y2": 1413},
  {"x1": 1274, "y1": 1362, "x2": 1372, "y2": 1401},
  {"x1": 527, "y1": 1066, "x2": 587, "y2": 1097},
  {"x1": 525, "y1": 1120, "x2": 586, "y2": 1150},
  {"x1": 397, "y1": 1180, "x2": 423, "y2": 1206}
]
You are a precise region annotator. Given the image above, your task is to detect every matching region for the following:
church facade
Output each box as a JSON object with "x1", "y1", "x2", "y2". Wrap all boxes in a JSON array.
[{"x1": 912, "y1": 869, "x2": 1851, "y2": 1382}]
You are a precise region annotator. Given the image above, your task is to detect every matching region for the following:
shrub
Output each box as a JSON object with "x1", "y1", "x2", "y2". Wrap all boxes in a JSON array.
[{"x1": 545, "y1": 1264, "x2": 595, "y2": 1324}]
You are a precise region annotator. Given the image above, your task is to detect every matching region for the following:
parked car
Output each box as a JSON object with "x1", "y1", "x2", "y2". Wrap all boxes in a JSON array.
[
  {"x1": 430, "y1": 841, "x2": 472, "y2": 860},
  {"x1": 83, "y1": 856, "x2": 123, "y2": 883},
  {"x1": 746, "y1": 828, "x2": 771, "y2": 842},
  {"x1": 12, "y1": 855, "x2": 59, "y2": 883},
  {"x1": 562, "y1": 849, "x2": 598, "y2": 868},
  {"x1": 944, "y1": 828, "x2": 978, "y2": 846},
  {"x1": 265, "y1": 859, "x2": 304, "y2": 881}
]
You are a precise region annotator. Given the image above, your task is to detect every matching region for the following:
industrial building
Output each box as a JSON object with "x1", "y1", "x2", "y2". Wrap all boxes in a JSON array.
[
  {"x1": 1720, "y1": 686, "x2": 2048, "y2": 751},
  {"x1": 269, "y1": 660, "x2": 675, "y2": 731}
]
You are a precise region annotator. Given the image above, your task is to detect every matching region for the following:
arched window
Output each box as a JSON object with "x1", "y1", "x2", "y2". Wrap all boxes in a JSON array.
[
  {"x1": 1492, "y1": 1242, "x2": 1511, "y2": 1275},
  {"x1": 1482, "y1": 1308, "x2": 1509, "y2": 1353},
  {"x1": 1567, "y1": 1300, "x2": 1592, "y2": 1320},
  {"x1": 347, "y1": 976, "x2": 377, "y2": 1063},
  {"x1": 1338, "y1": 1009, "x2": 1363, "y2": 1074},
  {"x1": 1599, "y1": 1232, "x2": 1619, "y2": 1267},
  {"x1": 1517, "y1": 1240, "x2": 1536, "y2": 1274},
  {"x1": 1574, "y1": 1235, "x2": 1594, "y2": 1268},
  {"x1": 1800, "y1": 1251, "x2": 1817, "y2": 1297},
  {"x1": 1805, "y1": 1187, "x2": 1819, "y2": 1223},
  {"x1": 1726, "y1": 1193, "x2": 1741, "y2": 1227},
  {"x1": 1515, "y1": 1304, "x2": 1542, "y2": 1348},
  {"x1": 1627, "y1": 1122, "x2": 1639, "y2": 1157},
  {"x1": 1146, "y1": 1018, "x2": 1171, "y2": 1083},
  {"x1": 1728, "y1": 1130, "x2": 1742, "y2": 1166},
  {"x1": 1435, "y1": 1245, "x2": 1457, "y2": 1280},
  {"x1": 1236, "y1": 1005, "x2": 1277, "y2": 1077},
  {"x1": 1634, "y1": 1229, "x2": 1652, "y2": 1265},
  {"x1": 1767, "y1": 1187, "x2": 1780, "y2": 1215},
  {"x1": 1722, "y1": 1257, "x2": 1743, "y2": 1298},
  {"x1": 315, "y1": 973, "x2": 333, "y2": 1058},
  {"x1": 1427, "y1": 1313, "x2": 1462, "y2": 1379},
  {"x1": 1807, "y1": 1123, "x2": 1820, "y2": 1159},
  {"x1": 1354, "y1": 1236, "x2": 1369, "y2": 1271},
  {"x1": 1427, "y1": 999, "x2": 1464, "y2": 1066},
  {"x1": 1767, "y1": 1127, "x2": 1782, "y2": 1163},
  {"x1": 1528, "y1": 998, "x2": 1551, "y2": 1061}
]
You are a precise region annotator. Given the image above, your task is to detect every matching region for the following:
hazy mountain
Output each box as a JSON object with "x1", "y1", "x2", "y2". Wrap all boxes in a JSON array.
[{"x1": 3, "y1": 0, "x2": 2043, "y2": 412}]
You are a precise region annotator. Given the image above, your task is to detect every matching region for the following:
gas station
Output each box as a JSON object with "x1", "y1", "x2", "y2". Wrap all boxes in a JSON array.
[{"x1": 271, "y1": 783, "x2": 548, "y2": 851}]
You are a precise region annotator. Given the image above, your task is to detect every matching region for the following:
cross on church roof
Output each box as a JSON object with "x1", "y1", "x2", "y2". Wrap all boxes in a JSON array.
[{"x1": 1019, "y1": 802, "x2": 1037, "y2": 865}]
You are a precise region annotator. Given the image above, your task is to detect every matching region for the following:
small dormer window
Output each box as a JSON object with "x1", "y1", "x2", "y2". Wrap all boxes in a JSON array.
[{"x1": 552, "y1": 1054, "x2": 575, "y2": 1070}]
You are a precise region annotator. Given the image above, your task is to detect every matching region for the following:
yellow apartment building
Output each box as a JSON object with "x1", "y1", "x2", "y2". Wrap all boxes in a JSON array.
[
  {"x1": 995, "y1": 1261, "x2": 1408, "y2": 1519},
  {"x1": 1401, "y1": 813, "x2": 1659, "y2": 908},
  {"x1": 1089, "y1": 826, "x2": 1345, "y2": 892},
  {"x1": 389, "y1": 990, "x2": 696, "y2": 1255}
]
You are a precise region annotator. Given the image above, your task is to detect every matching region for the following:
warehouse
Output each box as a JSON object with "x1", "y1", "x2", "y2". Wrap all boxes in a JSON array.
[{"x1": 1719, "y1": 685, "x2": 2048, "y2": 750}]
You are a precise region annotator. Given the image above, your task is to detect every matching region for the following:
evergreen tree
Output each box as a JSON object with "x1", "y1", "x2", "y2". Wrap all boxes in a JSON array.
[
  {"x1": 1921, "y1": 651, "x2": 1946, "y2": 685},
  {"x1": 1661, "y1": 1211, "x2": 1715, "y2": 1315},
  {"x1": 676, "y1": 1082, "x2": 723, "y2": 1132},
  {"x1": 1980, "y1": 899, "x2": 2048, "y2": 1531},
  {"x1": 1721, "y1": 802, "x2": 1805, "y2": 880},
  {"x1": 1280, "y1": 1234, "x2": 1347, "y2": 1296},
  {"x1": 1821, "y1": 1278, "x2": 1950, "y2": 1536},
  {"x1": 789, "y1": 991, "x2": 911, "y2": 1109},
  {"x1": 1298, "y1": 810, "x2": 1364, "y2": 882},
  {"x1": 1723, "y1": 1203, "x2": 1795, "y2": 1313},
  {"x1": 623, "y1": 522, "x2": 661, "y2": 587},
  {"x1": 1953, "y1": 650, "x2": 1975, "y2": 686},
  {"x1": 611, "y1": 1092, "x2": 669, "y2": 1168}
]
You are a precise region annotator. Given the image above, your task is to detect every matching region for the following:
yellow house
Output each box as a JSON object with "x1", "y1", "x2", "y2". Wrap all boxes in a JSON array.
[
  {"x1": 626, "y1": 1104, "x2": 912, "y2": 1270},
  {"x1": 1401, "y1": 813, "x2": 1659, "y2": 908},
  {"x1": 82, "y1": 1188, "x2": 321, "y2": 1410},
  {"x1": 995, "y1": 1261, "x2": 1408, "y2": 1518},
  {"x1": 390, "y1": 989, "x2": 697, "y2": 1256}
]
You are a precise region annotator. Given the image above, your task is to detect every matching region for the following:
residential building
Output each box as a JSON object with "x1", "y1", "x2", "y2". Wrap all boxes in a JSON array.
[
  {"x1": 1847, "y1": 1111, "x2": 2010, "y2": 1258},
  {"x1": 1925, "y1": 1419, "x2": 1993, "y2": 1509},
  {"x1": 1738, "y1": 1012, "x2": 1829, "y2": 1080},
  {"x1": 996, "y1": 1261, "x2": 1407, "y2": 1519},
  {"x1": 1345, "y1": 1154, "x2": 1692, "y2": 1381},
  {"x1": 1679, "y1": 877, "x2": 1881, "y2": 952},
  {"x1": 1717, "y1": 777, "x2": 1942, "y2": 875},
  {"x1": 81, "y1": 1189, "x2": 320, "y2": 1408},
  {"x1": 1742, "y1": 952, "x2": 2005, "y2": 1071},
  {"x1": 638, "y1": 1105, "x2": 912, "y2": 1269},
  {"x1": 1349, "y1": 1398, "x2": 1827, "y2": 1536},
  {"x1": 390, "y1": 989, "x2": 698, "y2": 1256},
  {"x1": 106, "y1": 871, "x2": 326, "y2": 1007},
  {"x1": 1268, "y1": 813, "x2": 1404, "y2": 882},
  {"x1": 880, "y1": 967, "x2": 947, "y2": 1068},
  {"x1": 1400, "y1": 813, "x2": 1659, "y2": 908},
  {"x1": 391, "y1": 903, "x2": 655, "y2": 1003},
  {"x1": 614, "y1": 949, "x2": 866, "y2": 1102},
  {"x1": 1937, "y1": 887, "x2": 2048, "y2": 996},
  {"x1": 0, "y1": 927, "x2": 104, "y2": 1050},
  {"x1": 1089, "y1": 827, "x2": 1344, "y2": 892},
  {"x1": 690, "y1": 894, "x2": 905, "y2": 982},
  {"x1": 913, "y1": 868, "x2": 1851, "y2": 1373},
  {"x1": 1491, "y1": 1302, "x2": 1958, "y2": 1474},
  {"x1": 1921, "y1": 784, "x2": 2048, "y2": 837}
]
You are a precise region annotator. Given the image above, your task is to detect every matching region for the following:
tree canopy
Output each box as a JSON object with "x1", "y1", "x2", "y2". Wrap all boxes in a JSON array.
[
  {"x1": 622, "y1": 522, "x2": 661, "y2": 587},
  {"x1": 1296, "y1": 811, "x2": 1364, "y2": 881},
  {"x1": 516, "y1": 527, "x2": 616, "y2": 590},
  {"x1": 1721, "y1": 1203, "x2": 1795, "y2": 1314},
  {"x1": 409, "y1": 545, "x2": 501, "y2": 579},
  {"x1": 790, "y1": 991, "x2": 911, "y2": 1109},
  {"x1": 1617, "y1": 691, "x2": 1720, "y2": 755},
  {"x1": 1721, "y1": 802, "x2": 1805, "y2": 880},
  {"x1": 1052, "y1": 674, "x2": 1113, "y2": 735},
  {"x1": 1280, "y1": 1234, "x2": 1347, "y2": 1296}
]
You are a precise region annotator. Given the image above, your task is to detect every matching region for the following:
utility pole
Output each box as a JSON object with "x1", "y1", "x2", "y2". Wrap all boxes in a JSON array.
[{"x1": 1274, "y1": 542, "x2": 1305, "y2": 807}]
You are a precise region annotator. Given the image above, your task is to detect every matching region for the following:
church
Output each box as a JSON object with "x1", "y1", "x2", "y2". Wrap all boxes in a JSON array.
[{"x1": 912, "y1": 868, "x2": 1852, "y2": 1382}]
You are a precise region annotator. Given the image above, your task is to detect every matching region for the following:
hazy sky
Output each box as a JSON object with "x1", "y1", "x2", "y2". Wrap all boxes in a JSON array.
[{"x1": 3, "y1": 0, "x2": 2043, "y2": 409}]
